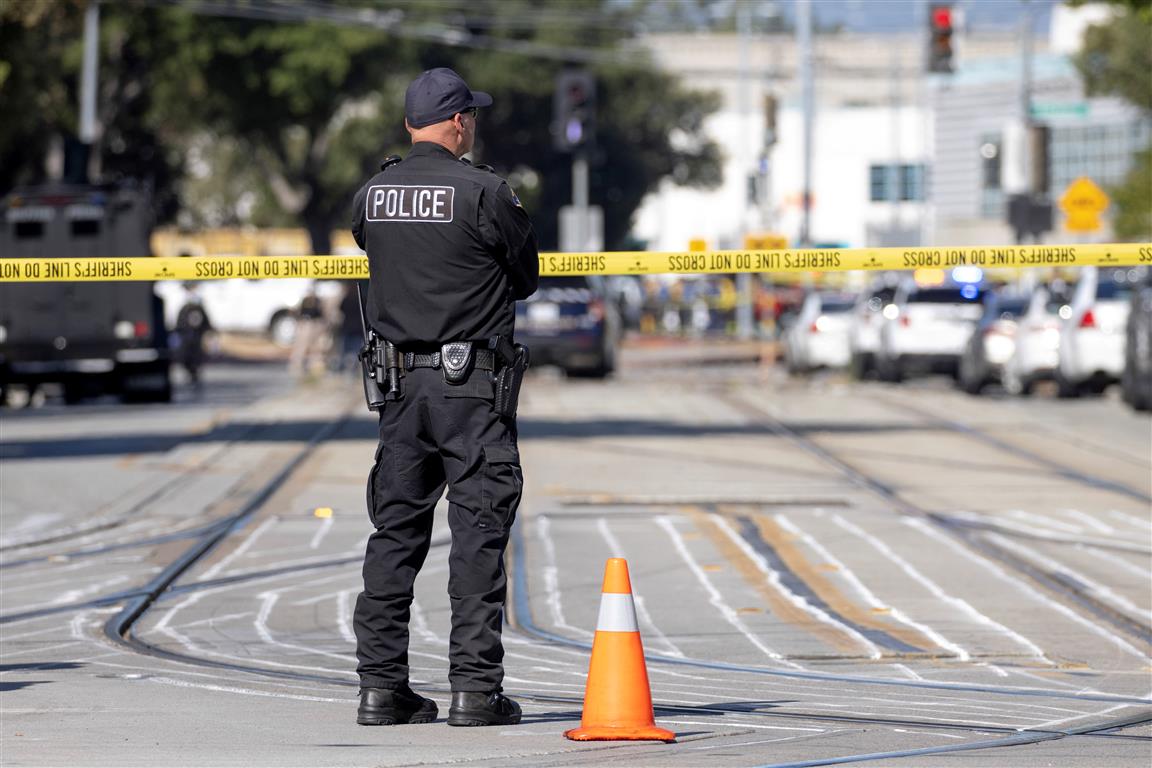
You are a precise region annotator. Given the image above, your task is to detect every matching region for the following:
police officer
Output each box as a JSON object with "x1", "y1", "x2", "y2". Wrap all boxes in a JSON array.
[{"x1": 350, "y1": 68, "x2": 539, "y2": 727}]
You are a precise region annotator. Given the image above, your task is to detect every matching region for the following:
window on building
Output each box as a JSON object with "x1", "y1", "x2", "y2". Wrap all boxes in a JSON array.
[
  {"x1": 1049, "y1": 119, "x2": 1152, "y2": 197},
  {"x1": 979, "y1": 118, "x2": 1152, "y2": 221},
  {"x1": 900, "y1": 165, "x2": 923, "y2": 201},
  {"x1": 869, "y1": 165, "x2": 889, "y2": 202},
  {"x1": 870, "y1": 164, "x2": 925, "y2": 202}
]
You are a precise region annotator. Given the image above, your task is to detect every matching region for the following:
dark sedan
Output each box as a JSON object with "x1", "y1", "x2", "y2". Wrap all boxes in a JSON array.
[{"x1": 516, "y1": 276, "x2": 620, "y2": 378}]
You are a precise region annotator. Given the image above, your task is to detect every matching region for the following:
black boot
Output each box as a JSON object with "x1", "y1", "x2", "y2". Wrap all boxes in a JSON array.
[
  {"x1": 447, "y1": 691, "x2": 522, "y2": 726},
  {"x1": 357, "y1": 685, "x2": 438, "y2": 725}
]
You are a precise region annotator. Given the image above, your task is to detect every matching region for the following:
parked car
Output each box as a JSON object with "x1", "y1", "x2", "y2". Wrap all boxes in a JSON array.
[
  {"x1": 1001, "y1": 284, "x2": 1070, "y2": 396},
  {"x1": 1055, "y1": 267, "x2": 1135, "y2": 397},
  {"x1": 957, "y1": 291, "x2": 1030, "y2": 394},
  {"x1": 1121, "y1": 268, "x2": 1152, "y2": 412},
  {"x1": 848, "y1": 282, "x2": 897, "y2": 379},
  {"x1": 515, "y1": 275, "x2": 620, "y2": 378},
  {"x1": 783, "y1": 292, "x2": 856, "y2": 374},
  {"x1": 876, "y1": 279, "x2": 987, "y2": 382}
]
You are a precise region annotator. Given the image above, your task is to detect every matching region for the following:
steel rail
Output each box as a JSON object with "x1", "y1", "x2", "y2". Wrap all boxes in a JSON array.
[
  {"x1": 65, "y1": 383, "x2": 1148, "y2": 761},
  {"x1": 103, "y1": 415, "x2": 348, "y2": 644},
  {"x1": 717, "y1": 391, "x2": 1152, "y2": 649}
]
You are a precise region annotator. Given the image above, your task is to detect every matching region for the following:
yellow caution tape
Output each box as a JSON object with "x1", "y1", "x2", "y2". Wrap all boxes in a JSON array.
[{"x1": 0, "y1": 243, "x2": 1148, "y2": 282}]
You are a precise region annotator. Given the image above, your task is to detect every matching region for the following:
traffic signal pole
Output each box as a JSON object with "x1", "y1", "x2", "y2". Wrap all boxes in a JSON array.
[
  {"x1": 572, "y1": 152, "x2": 589, "y2": 251},
  {"x1": 1019, "y1": 0, "x2": 1034, "y2": 138},
  {"x1": 736, "y1": 3, "x2": 753, "y2": 340},
  {"x1": 554, "y1": 71, "x2": 595, "y2": 251},
  {"x1": 797, "y1": 0, "x2": 814, "y2": 248}
]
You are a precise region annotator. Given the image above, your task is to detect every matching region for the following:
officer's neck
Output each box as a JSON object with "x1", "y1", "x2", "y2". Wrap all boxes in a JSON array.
[
  {"x1": 411, "y1": 140, "x2": 462, "y2": 159},
  {"x1": 408, "y1": 127, "x2": 467, "y2": 159}
]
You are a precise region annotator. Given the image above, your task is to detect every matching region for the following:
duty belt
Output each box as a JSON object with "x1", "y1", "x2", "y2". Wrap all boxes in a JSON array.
[{"x1": 403, "y1": 347, "x2": 496, "y2": 371}]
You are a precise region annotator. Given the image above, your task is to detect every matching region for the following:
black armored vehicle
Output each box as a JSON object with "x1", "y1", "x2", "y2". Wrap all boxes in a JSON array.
[{"x1": 0, "y1": 183, "x2": 171, "y2": 403}]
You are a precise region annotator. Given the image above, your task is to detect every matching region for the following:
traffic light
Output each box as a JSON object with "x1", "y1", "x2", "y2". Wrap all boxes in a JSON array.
[
  {"x1": 927, "y1": 4, "x2": 954, "y2": 74},
  {"x1": 553, "y1": 70, "x2": 596, "y2": 152}
]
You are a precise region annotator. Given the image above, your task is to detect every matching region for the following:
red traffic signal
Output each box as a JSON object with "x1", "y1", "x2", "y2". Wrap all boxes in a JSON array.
[
  {"x1": 931, "y1": 5, "x2": 952, "y2": 30},
  {"x1": 927, "y1": 3, "x2": 955, "y2": 74}
]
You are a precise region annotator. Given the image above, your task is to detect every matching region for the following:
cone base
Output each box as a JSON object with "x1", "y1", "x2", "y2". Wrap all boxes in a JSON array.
[{"x1": 564, "y1": 725, "x2": 676, "y2": 742}]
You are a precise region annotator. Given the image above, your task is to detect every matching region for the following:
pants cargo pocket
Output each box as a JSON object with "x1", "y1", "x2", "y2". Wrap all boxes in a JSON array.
[
  {"x1": 480, "y1": 443, "x2": 522, "y2": 532},
  {"x1": 366, "y1": 442, "x2": 386, "y2": 528}
]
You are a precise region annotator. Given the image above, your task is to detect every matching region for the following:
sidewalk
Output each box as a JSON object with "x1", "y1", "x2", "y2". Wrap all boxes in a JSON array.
[{"x1": 620, "y1": 334, "x2": 777, "y2": 368}]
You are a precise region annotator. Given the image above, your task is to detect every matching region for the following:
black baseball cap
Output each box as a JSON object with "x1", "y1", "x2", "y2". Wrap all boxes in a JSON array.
[{"x1": 404, "y1": 68, "x2": 493, "y2": 128}]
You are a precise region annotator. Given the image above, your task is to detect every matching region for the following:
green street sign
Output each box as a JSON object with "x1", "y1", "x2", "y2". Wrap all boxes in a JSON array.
[{"x1": 1030, "y1": 102, "x2": 1090, "y2": 119}]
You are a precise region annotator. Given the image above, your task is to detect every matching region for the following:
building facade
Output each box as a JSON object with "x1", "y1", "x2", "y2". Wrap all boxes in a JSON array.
[{"x1": 631, "y1": 10, "x2": 1148, "y2": 252}]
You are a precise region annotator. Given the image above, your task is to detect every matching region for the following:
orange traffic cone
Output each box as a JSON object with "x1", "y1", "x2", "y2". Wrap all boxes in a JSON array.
[{"x1": 564, "y1": 558, "x2": 676, "y2": 742}]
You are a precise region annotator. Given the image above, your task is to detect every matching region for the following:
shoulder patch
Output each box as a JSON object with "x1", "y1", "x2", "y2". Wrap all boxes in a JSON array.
[{"x1": 509, "y1": 187, "x2": 522, "y2": 207}]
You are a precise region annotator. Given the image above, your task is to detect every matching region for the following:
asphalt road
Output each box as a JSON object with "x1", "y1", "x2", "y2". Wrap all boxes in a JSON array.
[{"x1": 2, "y1": 349, "x2": 1150, "y2": 768}]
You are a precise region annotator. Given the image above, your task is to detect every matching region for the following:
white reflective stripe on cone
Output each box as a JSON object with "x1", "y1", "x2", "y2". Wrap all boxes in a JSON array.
[{"x1": 596, "y1": 592, "x2": 639, "y2": 632}]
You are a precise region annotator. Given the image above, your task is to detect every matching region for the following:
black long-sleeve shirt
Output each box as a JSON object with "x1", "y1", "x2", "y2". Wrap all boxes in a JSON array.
[{"x1": 351, "y1": 142, "x2": 539, "y2": 347}]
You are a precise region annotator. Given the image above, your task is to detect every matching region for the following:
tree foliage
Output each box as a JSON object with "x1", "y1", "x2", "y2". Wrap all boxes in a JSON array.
[
  {"x1": 0, "y1": 1, "x2": 86, "y2": 195},
  {"x1": 1, "y1": 0, "x2": 722, "y2": 253},
  {"x1": 1111, "y1": 149, "x2": 1152, "y2": 240},
  {"x1": 0, "y1": 1, "x2": 182, "y2": 219},
  {"x1": 1072, "y1": 0, "x2": 1152, "y2": 239},
  {"x1": 1074, "y1": 3, "x2": 1152, "y2": 113}
]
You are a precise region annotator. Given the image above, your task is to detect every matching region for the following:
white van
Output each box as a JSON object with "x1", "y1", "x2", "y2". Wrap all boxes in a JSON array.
[{"x1": 155, "y1": 278, "x2": 345, "y2": 345}]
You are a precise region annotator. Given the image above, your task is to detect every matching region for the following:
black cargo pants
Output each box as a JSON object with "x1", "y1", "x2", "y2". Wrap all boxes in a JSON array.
[{"x1": 353, "y1": 365, "x2": 522, "y2": 693}]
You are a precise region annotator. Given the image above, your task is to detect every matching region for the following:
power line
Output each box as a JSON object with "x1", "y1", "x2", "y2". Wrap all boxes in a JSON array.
[{"x1": 140, "y1": 0, "x2": 649, "y2": 64}]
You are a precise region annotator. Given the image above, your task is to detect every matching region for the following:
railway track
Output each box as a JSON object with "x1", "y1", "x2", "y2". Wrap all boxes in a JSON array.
[
  {"x1": 4, "y1": 373, "x2": 1148, "y2": 766},
  {"x1": 716, "y1": 388, "x2": 1152, "y2": 652}
]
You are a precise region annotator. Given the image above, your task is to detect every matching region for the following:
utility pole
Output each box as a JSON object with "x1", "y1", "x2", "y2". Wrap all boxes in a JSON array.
[
  {"x1": 74, "y1": 0, "x2": 101, "y2": 183},
  {"x1": 797, "y1": 0, "x2": 814, "y2": 247},
  {"x1": 735, "y1": 2, "x2": 754, "y2": 340},
  {"x1": 1007, "y1": 0, "x2": 1051, "y2": 248},
  {"x1": 1020, "y1": 1, "x2": 1033, "y2": 129},
  {"x1": 918, "y1": 0, "x2": 932, "y2": 249},
  {"x1": 889, "y1": 46, "x2": 902, "y2": 240}
]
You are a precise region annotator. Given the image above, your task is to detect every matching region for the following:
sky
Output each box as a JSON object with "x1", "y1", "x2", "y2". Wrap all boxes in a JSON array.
[
  {"x1": 673, "y1": 0, "x2": 1062, "y2": 33},
  {"x1": 810, "y1": 0, "x2": 1059, "y2": 32}
]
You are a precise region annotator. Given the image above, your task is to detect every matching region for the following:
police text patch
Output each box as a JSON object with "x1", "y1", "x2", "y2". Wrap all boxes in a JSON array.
[{"x1": 366, "y1": 185, "x2": 454, "y2": 223}]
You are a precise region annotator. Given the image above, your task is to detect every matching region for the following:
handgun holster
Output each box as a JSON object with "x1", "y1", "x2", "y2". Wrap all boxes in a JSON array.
[{"x1": 493, "y1": 343, "x2": 530, "y2": 419}]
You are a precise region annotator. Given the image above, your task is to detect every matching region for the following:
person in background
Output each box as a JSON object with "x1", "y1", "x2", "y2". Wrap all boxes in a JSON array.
[
  {"x1": 337, "y1": 282, "x2": 366, "y2": 372},
  {"x1": 289, "y1": 283, "x2": 327, "y2": 377},
  {"x1": 175, "y1": 283, "x2": 213, "y2": 391}
]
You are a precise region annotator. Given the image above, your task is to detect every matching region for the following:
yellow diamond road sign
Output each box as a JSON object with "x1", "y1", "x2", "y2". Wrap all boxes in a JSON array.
[{"x1": 1060, "y1": 176, "x2": 1109, "y2": 232}]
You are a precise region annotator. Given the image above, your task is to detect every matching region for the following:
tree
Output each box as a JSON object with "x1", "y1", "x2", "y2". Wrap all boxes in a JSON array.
[
  {"x1": 149, "y1": 0, "x2": 722, "y2": 252},
  {"x1": 0, "y1": 1, "x2": 181, "y2": 219},
  {"x1": 2, "y1": 0, "x2": 722, "y2": 254},
  {"x1": 1073, "y1": 0, "x2": 1152, "y2": 239},
  {"x1": 0, "y1": 1, "x2": 85, "y2": 194}
]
